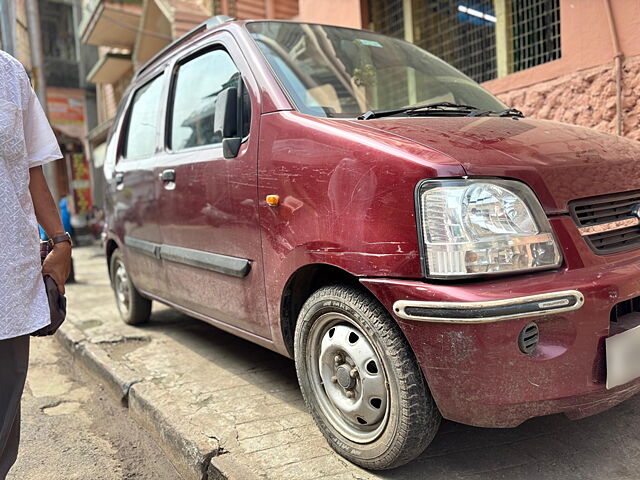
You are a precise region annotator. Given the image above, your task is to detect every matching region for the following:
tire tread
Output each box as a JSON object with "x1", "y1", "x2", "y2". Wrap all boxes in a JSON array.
[{"x1": 295, "y1": 284, "x2": 440, "y2": 470}]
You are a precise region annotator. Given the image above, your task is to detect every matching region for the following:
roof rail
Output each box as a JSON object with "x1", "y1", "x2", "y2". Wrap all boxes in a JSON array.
[{"x1": 135, "y1": 15, "x2": 234, "y2": 78}]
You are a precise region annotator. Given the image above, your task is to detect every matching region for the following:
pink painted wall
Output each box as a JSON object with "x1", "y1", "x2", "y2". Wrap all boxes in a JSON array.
[{"x1": 296, "y1": 0, "x2": 363, "y2": 28}]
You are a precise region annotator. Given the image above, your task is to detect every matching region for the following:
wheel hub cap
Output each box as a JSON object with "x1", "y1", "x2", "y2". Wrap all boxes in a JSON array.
[
  {"x1": 310, "y1": 317, "x2": 389, "y2": 443},
  {"x1": 114, "y1": 262, "x2": 131, "y2": 313},
  {"x1": 336, "y1": 365, "x2": 354, "y2": 389}
]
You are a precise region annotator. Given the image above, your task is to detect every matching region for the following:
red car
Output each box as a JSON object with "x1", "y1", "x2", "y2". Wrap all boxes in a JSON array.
[{"x1": 103, "y1": 16, "x2": 640, "y2": 470}]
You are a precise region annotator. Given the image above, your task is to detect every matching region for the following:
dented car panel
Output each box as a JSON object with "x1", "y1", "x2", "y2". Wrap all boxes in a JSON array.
[{"x1": 256, "y1": 110, "x2": 467, "y2": 348}]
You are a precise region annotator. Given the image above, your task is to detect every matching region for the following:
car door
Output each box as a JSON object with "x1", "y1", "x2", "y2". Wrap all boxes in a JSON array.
[
  {"x1": 153, "y1": 35, "x2": 269, "y2": 338},
  {"x1": 111, "y1": 72, "x2": 169, "y2": 299}
]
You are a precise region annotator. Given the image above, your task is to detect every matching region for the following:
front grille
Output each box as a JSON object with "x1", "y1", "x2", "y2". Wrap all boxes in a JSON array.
[{"x1": 569, "y1": 190, "x2": 640, "y2": 254}]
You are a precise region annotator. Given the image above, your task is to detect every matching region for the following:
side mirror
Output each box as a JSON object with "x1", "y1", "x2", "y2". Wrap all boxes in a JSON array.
[{"x1": 214, "y1": 86, "x2": 242, "y2": 159}]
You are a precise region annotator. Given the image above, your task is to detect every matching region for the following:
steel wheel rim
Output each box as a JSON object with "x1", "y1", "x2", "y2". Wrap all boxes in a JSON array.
[
  {"x1": 114, "y1": 261, "x2": 131, "y2": 314},
  {"x1": 306, "y1": 312, "x2": 390, "y2": 444}
]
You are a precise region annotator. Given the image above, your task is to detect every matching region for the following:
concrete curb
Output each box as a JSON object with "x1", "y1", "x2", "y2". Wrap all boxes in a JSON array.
[
  {"x1": 57, "y1": 323, "x2": 142, "y2": 403},
  {"x1": 55, "y1": 323, "x2": 256, "y2": 480},
  {"x1": 208, "y1": 454, "x2": 264, "y2": 480},
  {"x1": 128, "y1": 383, "x2": 216, "y2": 480}
]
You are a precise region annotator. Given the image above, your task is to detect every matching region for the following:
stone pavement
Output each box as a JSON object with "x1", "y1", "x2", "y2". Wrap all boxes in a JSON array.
[
  {"x1": 8, "y1": 335, "x2": 181, "y2": 480},
  {"x1": 59, "y1": 245, "x2": 640, "y2": 480}
]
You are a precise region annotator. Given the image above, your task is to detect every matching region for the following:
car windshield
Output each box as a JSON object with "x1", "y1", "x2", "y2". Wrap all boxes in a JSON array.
[{"x1": 246, "y1": 21, "x2": 506, "y2": 119}]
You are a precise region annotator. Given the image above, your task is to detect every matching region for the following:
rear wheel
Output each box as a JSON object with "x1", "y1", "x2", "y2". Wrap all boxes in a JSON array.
[
  {"x1": 110, "y1": 250, "x2": 151, "y2": 325},
  {"x1": 294, "y1": 285, "x2": 441, "y2": 470}
]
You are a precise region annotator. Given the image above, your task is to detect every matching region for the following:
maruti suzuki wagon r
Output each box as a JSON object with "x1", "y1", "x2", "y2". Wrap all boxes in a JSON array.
[{"x1": 103, "y1": 16, "x2": 640, "y2": 469}]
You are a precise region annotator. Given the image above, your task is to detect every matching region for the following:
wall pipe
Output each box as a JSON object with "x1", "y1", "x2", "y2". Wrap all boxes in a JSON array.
[{"x1": 604, "y1": 0, "x2": 623, "y2": 136}]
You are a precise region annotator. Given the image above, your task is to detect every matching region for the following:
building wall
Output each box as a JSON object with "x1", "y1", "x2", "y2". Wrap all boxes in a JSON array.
[
  {"x1": 496, "y1": 54, "x2": 640, "y2": 141},
  {"x1": 483, "y1": 0, "x2": 640, "y2": 94},
  {"x1": 14, "y1": 0, "x2": 31, "y2": 68},
  {"x1": 297, "y1": 0, "x2": 362, "y2": 29},
  {"x1": 214, "y1": 0, "x2": 297, "y2": 20},
  {"x1": 348, "y1": 0, "x2": 640, "y2": 140},
  {"x1": 481, "y1": 0, "x2": 640, "y2": 140}
]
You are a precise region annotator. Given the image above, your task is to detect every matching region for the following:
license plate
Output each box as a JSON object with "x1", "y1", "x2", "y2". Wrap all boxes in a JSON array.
[{"x1": 606, "y1": 324, "x2": 640, "y2": 389}]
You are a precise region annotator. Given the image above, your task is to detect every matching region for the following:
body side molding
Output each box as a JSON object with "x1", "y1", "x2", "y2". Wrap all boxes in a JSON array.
[
  {"x1": 124, "y1": 236, "x2": 251, "y2": 278},
  {"x1": 160, "y1": 245, "x2": 251, "y2": 278},
  {"x1": 124, "y1": 236, "x2": 160, "y2": 258}
]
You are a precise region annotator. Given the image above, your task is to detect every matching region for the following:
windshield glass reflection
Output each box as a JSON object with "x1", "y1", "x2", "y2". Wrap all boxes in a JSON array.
[{"x1": 246, "y1": 21, "x2": 505, "y2": 118}]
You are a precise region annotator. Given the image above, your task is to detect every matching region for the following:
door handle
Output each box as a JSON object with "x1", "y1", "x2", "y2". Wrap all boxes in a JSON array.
[{"x1": 159, "y1": 169, "x2": 176, "y2": 182}]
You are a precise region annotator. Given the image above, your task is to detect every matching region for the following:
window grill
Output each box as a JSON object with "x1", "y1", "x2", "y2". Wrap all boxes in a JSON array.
[
  {"x1": 511, "y1": 0, "x2": 561, "y2": 72},
  {"x1": 412, "y1": 0, "x2": 497, "y2": 83},
  {"x1": 367, "y1": 0, "x2": 561, "y2": 83},
  {"x1": 369, "y1": 0, "x2": 405, "y2": 39}
]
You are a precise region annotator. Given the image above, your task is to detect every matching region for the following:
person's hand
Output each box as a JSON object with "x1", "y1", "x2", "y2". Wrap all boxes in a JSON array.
[{"x1": 42, "y1": 243, "x2": 72, "y2": 294}]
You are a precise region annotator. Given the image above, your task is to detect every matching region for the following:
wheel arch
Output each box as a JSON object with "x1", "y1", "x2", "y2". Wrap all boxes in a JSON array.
[
  {"x1": 105, "y1": 237, "x2": 120, "y2": 280},
  {"x1": 280, "y1": 263, "x2": 368, "y2": 357}
]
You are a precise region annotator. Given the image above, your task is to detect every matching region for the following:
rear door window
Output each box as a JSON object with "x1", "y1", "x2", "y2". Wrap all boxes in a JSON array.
[
  {"x1": 170, "y1": 49, "x2": 250, "y2": 151},
  {"x1": 123, "y1": 74, "x2": 164, "y2": 160}
]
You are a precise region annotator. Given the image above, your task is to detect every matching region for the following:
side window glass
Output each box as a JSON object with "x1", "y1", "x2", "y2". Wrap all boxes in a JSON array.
[
  {"x1": 170, "y1": 49, "x2": 250, "y2": 151},
  {"x1": 124, "y1": 74, "x2": 164, "y2": 160}
]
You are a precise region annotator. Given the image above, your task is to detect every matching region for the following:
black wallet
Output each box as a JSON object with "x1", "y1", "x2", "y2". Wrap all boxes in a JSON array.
[{"x1": 31, "y1": 242, "x2": 67, "y2": 337}]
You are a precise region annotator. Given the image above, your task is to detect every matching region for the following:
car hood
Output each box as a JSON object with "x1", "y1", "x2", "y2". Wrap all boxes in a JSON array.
[{"x1": 351, "y1": 116, "x2": 640, "y2": 214}]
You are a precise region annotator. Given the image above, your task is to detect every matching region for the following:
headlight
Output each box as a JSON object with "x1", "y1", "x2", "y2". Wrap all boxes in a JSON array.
[{"x1": 416, "y1": 178, "x2": 562, "y2": 278}]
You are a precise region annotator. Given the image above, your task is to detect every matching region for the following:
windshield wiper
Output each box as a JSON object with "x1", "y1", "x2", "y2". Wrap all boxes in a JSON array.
[
  {"x1": 358, "y1": 102, "x2": 479, "y2": 120},
  {"x1": 466, "y1": 108, "x2": 525, "y2": 118}
]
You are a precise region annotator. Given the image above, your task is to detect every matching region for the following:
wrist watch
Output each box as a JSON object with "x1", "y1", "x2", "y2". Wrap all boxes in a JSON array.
[{"x1": 48, "y1": 232, "x2": 73, "y2": 248}]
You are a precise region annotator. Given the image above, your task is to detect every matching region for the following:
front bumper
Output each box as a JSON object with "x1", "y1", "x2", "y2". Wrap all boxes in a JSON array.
[{"x1": 361, "y1": 240, "x2": 640, "y2": 428}]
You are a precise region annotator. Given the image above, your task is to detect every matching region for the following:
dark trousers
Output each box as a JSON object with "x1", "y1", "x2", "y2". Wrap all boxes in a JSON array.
[{"x1": 0, "y1": 336, "x2": 29, "y2": 480}]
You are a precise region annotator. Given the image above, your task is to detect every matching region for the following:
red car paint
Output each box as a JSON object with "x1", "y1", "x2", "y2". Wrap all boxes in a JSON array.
[{"x1": 104, "y1": 20, "x2": 640, "y2": 429}]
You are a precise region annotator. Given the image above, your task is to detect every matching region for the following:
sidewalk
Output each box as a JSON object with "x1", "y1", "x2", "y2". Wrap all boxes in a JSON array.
[
  {"x1": 61, "y1": 245, "x2": 640, "y2": 480},
  {"x1": 9, "y1": 336, "x2": 181, "y2": 480}
]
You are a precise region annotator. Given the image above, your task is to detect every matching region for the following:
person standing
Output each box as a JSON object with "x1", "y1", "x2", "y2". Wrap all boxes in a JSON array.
[{"x1": 0, "y1": 51, "x2": 72, "y2": 478}]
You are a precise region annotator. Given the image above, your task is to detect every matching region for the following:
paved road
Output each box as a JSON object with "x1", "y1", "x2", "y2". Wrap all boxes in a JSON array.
[
  {"x1": 7, "y1": 335, "x2": 182, "y2": 480},
  {"x1": 52, "y1": 246, "x2": 640, "y2": 479}
]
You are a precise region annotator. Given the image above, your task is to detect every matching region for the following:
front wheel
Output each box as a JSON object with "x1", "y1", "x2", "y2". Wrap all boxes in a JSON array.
[
  {"x1": 109, "y1": 250, "x2": 151, "y2": 325},
  {"x1": 294, "y1": 285, "x2": 441, "y2": 470}
]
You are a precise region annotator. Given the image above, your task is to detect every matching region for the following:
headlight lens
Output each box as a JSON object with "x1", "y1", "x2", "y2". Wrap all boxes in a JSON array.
[{"x1": 417, "y1": 179, "x2": 562, "y2": 278}]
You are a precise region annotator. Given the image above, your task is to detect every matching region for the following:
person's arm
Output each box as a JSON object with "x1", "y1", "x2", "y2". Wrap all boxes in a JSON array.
[{"x1": 29, "y1": 166, "x2": 71, "y2": 293}]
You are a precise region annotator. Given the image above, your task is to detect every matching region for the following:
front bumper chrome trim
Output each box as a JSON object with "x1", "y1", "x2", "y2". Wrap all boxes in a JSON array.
[{"x1": 393, "y1": 290, "x2": 585, "y2": 323}]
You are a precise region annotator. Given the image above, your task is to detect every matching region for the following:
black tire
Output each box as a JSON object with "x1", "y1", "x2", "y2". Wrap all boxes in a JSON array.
[
  {"x1": 109, "y1": 249, "x2": 151, "y2": 325},
  {"x1": 294, "y1": 285, "x2": 441, "y2": 470}
]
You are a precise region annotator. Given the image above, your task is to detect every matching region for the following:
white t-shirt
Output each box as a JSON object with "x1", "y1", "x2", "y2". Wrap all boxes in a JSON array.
[{"x1": 0, "y1": 51, "x2": 62, "y2": 339}]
